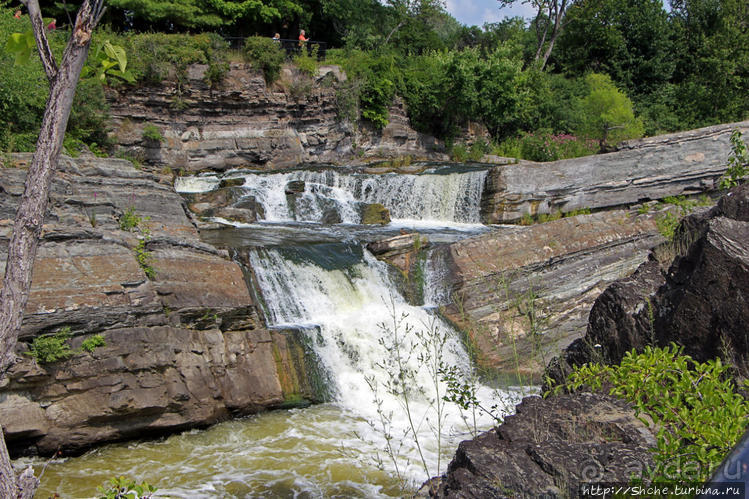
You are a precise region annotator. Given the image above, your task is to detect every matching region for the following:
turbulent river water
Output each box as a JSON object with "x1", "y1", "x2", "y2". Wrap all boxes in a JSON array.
[{"x1": 22, "y1": 164, "x2": 529, "y2": 498}]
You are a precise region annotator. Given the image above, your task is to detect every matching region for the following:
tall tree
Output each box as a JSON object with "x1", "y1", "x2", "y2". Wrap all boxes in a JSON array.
[
  {"x1": 499, "y1": 0, "x2": 572, "y2": 69},
  {"x1": 0, "y1": 1, "x2": 104, "y2": 496},
  {"x1": 104, "y1": 0, "x2": 303, "y2": 32},
  {"x1": 553, "y1": 0, "x2": 674, "y2": 96}
]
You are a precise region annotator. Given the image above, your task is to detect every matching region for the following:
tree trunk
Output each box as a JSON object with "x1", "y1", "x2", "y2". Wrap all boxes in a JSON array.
[
  {"x1": 0, "y1": 1, "x2": 103, "y2": 496},
  {"x1": 539, "y1": 0, "x2": 568, "y2": 70}
]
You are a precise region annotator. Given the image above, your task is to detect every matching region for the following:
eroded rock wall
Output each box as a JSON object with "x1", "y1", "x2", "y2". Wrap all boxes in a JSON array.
[
  {"x1": 107, "y1": 64, "x2": 446, "y2": 173},
  {"x1": 547, "y1": 183, "x2": 749, "y2": 383},
  {"x1": 0, "y1": 154, "x2": 320, "y2": 456},
  {"x1": 432, "y1": 211, "x2": 663, "y2": 378}
]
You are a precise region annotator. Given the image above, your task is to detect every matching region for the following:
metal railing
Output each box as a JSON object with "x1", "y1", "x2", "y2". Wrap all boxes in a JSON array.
[{"x1": 224, "y1": 37, "x2": 328, "y2": 60}]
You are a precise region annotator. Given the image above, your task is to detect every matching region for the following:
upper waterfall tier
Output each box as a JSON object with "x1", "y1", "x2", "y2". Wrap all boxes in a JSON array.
[{"x1": 175, "y1": 165, "x2": 489, "y2": 225}]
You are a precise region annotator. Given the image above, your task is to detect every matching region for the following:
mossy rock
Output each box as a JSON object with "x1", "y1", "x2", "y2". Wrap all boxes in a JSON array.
[
  {"x1": 219, "y1": 178, "x2": 245, "y2": 188},
  {"x1": 360, "y1": 203, "x2": 391, "y2": 225}
]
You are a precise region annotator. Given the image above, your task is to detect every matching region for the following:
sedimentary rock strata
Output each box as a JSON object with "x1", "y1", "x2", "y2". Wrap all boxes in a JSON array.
[
  {"x1": 107, "y1": 64, "x2": 446, "y2": 172},
  {"x1": 0, "y1": 154, "x2": 320, "y2": 456},
  {"x1": 432, "y1": 211, "x2": 662, "y2": 378},
  {"x1": 481, "y1": 121, "x2": 749, "y2": 223}
]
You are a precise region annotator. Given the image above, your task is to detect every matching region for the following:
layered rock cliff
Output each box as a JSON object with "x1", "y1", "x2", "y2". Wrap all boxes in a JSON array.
[
  {"x1": 107, "y1": 64, "x2": 446, "y2": 173},
  {"x1": 0, "y1": 154, "x2": 322, "y2": 456}
]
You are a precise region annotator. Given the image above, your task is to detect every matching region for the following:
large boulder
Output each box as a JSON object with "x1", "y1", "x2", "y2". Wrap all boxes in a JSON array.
[
  {"x1": 480, "y1": 121, "x2": 748, "y2": 224},
  {"x1": 431, "y1": 392, "x2": 655, "y2": 498}
]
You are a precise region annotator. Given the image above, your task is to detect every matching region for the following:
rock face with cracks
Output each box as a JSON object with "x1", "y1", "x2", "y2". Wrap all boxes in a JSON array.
[{"x1": 0, "y1": 154, "x2": 322, "y2": 456}]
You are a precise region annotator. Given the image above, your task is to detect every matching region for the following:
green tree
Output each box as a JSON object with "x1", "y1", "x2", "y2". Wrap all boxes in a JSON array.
[
  {"x1": 669, "y1": 0, "x2": 749, "y2": 127},
  {"x1": 105, "y1": 0, "x2": 303, "y2": 32},
  {"x1": 554, "y1": 0, "x2": 674, "y2": 96},
  {"x1": 575, "y1": 72, "x2": 644, "y2": 150},
  {"x1": 498, "y1": 0, "x2": 575, "y2": 69}
]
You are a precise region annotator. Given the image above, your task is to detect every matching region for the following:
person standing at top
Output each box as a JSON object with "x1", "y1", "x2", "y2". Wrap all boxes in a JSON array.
[
  {"x1": 272, "y1": 33, "x2": 280, "y2": 42},
  {"x1": 298, "y1": 29, "x2": 308, "y2": 44},
  {"x1": 14, "y1": 9, "x2": 22, "y2": 19}
]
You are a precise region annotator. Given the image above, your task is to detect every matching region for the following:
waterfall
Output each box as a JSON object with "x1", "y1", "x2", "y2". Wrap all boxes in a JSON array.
[
  {"x1": 248, "y1": 242, "x2": 516, "y2": 483},
  {"x1": 176, "y1": 166, "x2": 489, "y2": 225}
]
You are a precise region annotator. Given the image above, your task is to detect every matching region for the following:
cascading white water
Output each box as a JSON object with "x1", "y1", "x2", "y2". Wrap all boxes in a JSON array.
[
  {"x1": 249, "y1": 243, "x2": 517, "y2": 484},
  {"x1": 175, "y1": 167, "x2": 489, "y2": 225}
]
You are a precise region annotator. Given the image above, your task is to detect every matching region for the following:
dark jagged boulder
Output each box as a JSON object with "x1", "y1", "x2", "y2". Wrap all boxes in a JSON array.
[
  {"x1": 547, "y1": 183, "x2": 749, "y2": 383},
  {"x1": 430, "y1": 392, "x2": 655, "y2": 498}
]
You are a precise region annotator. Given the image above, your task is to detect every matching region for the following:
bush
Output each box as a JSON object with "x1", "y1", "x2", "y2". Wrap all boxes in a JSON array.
[
  {"x1": 243, "y1": 36, "x2": 286, "y2": 84},
  {"x1": 26, "y1": 328, "x2": 74, "y2": 364},
  {"x1": 119, "y1": 206, "x2": 142, "y2": 231},
  {"x1": 566, "y1": 345, "x2": 749, "y2": 482},
  {"x1": 141, "y1": 124, "x2": 164, "y2": 143},
  {"x1": 507, "y1": 130, "x2": 598, "y2": 162},
  {"x1": 81, "y1": 334, "x2": 106, "y2": 353}
]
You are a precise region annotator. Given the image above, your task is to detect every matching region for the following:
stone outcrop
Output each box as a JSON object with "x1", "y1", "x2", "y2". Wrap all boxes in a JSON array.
[
  {"x1": 480, "y1": 121, "x2": 748, "y2": 223},
  {"x1": 547, "y1": 183, "x2": 749, "y2": 383},
  {"x1": 0, "y1": 154, "x2": 321, "y2": 456},
  {"x1": 429, "y1": 392, "x2": 655, "y2": 498},
  {"x1": 432, "y1": 210, "x2": 663, "y2": 378},
  {"x1": 107, "y1": 64, "x2": 446, "y2": 173}
]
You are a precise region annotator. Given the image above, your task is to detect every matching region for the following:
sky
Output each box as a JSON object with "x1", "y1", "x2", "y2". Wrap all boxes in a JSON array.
[{"x1": 444, "y1": 0, "x2": 537, "y2": 27}]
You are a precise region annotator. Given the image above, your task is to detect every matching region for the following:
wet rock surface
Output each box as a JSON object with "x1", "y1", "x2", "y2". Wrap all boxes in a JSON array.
[{"x1": 0, "y1": 154, "x2": 320, "y2": 456}]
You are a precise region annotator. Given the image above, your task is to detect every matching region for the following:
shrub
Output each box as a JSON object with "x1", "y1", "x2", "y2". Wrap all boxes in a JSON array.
[
  {"x1": 719, "y1": 129, "x2": 749, "y2": 189},
  {"x1": 566, "y1": 345, "x2": 749, "y2": 482},
  {"x1": 515, "y1": 130, "x2": 598, "y2": 162},
  {"x1": 119, "y1": 206, "x2": 142, "y2": 231},
  {"x1": 81, "y1": 334, "x2": 106, "y2": 353},
  {"x1": 575, "y1": 73, "x2": 645, "y2": 151},
  {"x1": 243, "y1": 36, "x2": 286, "y2": 84},
  {"x1": 26, "y1": 328, "x2": 74, "y2": 364},
  {"x1": 141, "y1": 124, "x2": 164, "y2": 143},
  {"x1": 98, "y1": 476, "x2": 157, "y2": 499}
]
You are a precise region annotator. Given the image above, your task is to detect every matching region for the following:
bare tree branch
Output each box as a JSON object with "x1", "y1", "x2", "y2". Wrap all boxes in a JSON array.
[{"x1": 19, "y1": 0, "x2": 58, "y2": 82}]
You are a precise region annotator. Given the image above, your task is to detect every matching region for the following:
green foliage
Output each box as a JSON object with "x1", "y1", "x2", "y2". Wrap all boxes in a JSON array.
[
  {"x1": 656, "y1": 211, "x2": 679, "y2": 241},
  {"x1": 25, "y1": 327, "x2": 74, "y2": 364},
  {"x1": 97, "y1": 475, "x2": 157, "y2": 499},
  {"x1": 575, "y1": 73, "x2": 645, "y2": 150},
  {"x1": 719, "y1": 129, "x2": 749, "y2": 189},
  {"x1": 135, "y1": 238, "x2": 156, "y2": 279},
  {"x1": 81, "y1": 334, "x2": 106, "y2": 353},
  {"x1": 509, "y1": 130, "x2": 597, "y2": 162},
  {"x1": 119, "y1": 206, "x2": 142, "y2": 231},
  {"x1": 566, "y1": 345, "x2": 749, "y2": 481},
  {"x1": 81, "y1": 40, "x2": 134, "y2": 84},
  {"x1": 108, "y1": 31, "x2": 228, "y2": 87},
  {"x1": 141, "y1": 124, "x2": 164, "y2": 143},
  {"x1": 119, "y1": 206, "x2": 156, "y2": 278},
  {"x1": 243, "y1": 36, "x2": 286, "y2": 84},
  {"x1": 327, "y1": 50, "x2": 399, "y2": 129},
  {"x1": 293, "y1": 52, "x2": 318, "y2": 77},
  {"x1": 106, "y1": 0, "x2": 300, "y2": 32}
]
